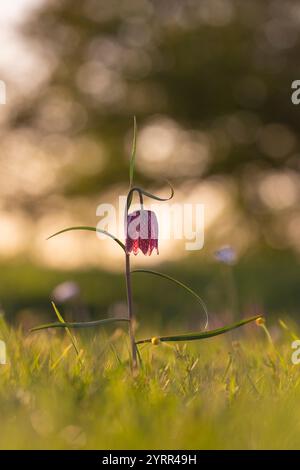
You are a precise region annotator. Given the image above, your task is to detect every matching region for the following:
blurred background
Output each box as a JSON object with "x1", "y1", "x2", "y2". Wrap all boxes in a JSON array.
[{"x1": 0, "y1": 0, "x2": 299, "y2": 329}]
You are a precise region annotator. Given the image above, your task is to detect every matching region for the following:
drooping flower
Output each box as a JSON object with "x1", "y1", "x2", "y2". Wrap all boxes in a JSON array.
[
  {"x1": 126, "y1": 209, "x2": 159, "y2": 256},
  {"x1": 214, "y1": 245, "x2": 237, "y2": 265}
]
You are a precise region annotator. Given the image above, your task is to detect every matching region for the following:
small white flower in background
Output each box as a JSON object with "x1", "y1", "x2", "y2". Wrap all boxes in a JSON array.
[
  {"x1": 52, "y1": 281, "x2": 80, "y2": 303},
  {"x1": 214, "y1": 245, "x2": 237, "y2": 265}
]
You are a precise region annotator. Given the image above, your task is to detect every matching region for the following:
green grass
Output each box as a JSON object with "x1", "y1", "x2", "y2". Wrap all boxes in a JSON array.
[{"x1": 0, "y1": 316, "x2": 300, "y2": 450}]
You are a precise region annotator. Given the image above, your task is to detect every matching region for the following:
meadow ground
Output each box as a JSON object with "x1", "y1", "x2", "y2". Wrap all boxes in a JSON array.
[{"x1": 0, "y1": 316, "x2": 300, "y2": 450}]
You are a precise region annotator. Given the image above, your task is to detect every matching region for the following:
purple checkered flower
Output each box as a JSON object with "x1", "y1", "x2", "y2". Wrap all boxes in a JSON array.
[{"x1": 126, "y1": 209, "x2": 159, "y2": 256}]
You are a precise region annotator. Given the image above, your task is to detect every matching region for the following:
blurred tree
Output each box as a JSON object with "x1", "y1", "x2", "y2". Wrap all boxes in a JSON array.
[{"x1": 6, "y1": 0, "x2": 300, "y2": 252}]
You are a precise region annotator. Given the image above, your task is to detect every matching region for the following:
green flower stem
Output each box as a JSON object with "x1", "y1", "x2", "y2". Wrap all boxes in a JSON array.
[{"x1": 125, "y1": 253, "x2": 137, "y2": 369}]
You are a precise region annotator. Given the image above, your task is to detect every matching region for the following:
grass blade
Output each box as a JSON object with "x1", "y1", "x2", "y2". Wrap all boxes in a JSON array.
[
  {"x1": 52, "y1": 302, "x2": 80, "y2": 356},
  {"x1": 50, "y1": 343, "x2": 73, "y2": 371},
  {"x1": 136, "y1": 315, "x2": 262, "y2": 344},
  {"x1": 129, "y1": 116, "x2": 137, "y2": 188},
  {"x1": 132, "y1": 269, "x2": 208, "y2": 329},
  {"x1": 30, "y1": 317, "x2": 129, "y2": 332},
  {"x1": 47, "y1": 226, "x2": 126, "y2": 251}
]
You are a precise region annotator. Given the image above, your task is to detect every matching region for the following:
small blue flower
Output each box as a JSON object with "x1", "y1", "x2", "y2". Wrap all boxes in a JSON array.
[{"x1": 214, "y1": 246, "x2": 237, "y2": 265}]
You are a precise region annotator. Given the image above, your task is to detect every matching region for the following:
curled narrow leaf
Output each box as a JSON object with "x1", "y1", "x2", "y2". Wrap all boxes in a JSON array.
[
  {"x1": 47, "y1": 226, "x2": 126, "y2": 251},
  {"x1": 30, "y1": 317, "x2": 129, "y2": 333},
  {"x1": 126, "y1": 181, "x2": 174, "y2": 212},
  {"x1": 132, "y1": 269, "x2": 208, "y2": 329},
  {"x1": 136, "y1": 315, "x2": 262, "y2": 345},
  {"x1": 138, "y1": 180, "x2": 174, "y2": 202}
]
